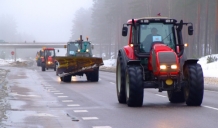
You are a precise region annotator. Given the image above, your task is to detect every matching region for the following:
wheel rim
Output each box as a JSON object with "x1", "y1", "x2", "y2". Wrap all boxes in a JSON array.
[
  {"x1": 126, "y1": 72, "x2": 130, "y2": 99},
  {"x1": 117, "y1": 62, "x2": 121, "y2": 93}
]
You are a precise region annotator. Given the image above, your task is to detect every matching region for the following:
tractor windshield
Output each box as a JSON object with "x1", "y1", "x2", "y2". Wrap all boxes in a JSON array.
[
  {"x1": 69, "y1": 42, "x2": 79, "y2": 55},
  {"x1": 81, "y1": 41, "x2": 92, "y2": 53},
  {"x1": 139, "y1": 23, "x2": 175, "y2": 52},
  {"x1": 45, "y1": 50, "x2": 55, "y2": 57}
]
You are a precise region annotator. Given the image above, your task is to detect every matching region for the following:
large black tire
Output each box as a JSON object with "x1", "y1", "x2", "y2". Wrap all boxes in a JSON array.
[
  {"x1": 41, "y1": 63, "x2": 45, "y2": 71},
  {"x1": 86, "y1": 73, "x2": 91, "y2": 81},
  {"x1": 62, "y1": 75, "x2": 71, "y2": 82},
  {"x1": 116, "y1": 53, "x2": 126, "y2": 104},
  {"x1": 54, "y1": 65, "x2": 56, "y2": 71},
  {"x1": 125, "y1": 65, "x2": 144, "y2": 107},
  {"x1": 56, "y1": 70, "x2": 58, "y2": 76},
  {"x1": 89, "y1": 68, "x2": 99, "y2": 82},
  {"x1": 60, "y1": 77, "x2": 63, "y2": 81},
  {"x1": 167, "y1": 89, "x2": 185, "y2": 103},
  {"x1": 184, "y1": 63, "x2": 204, "y2": 106}
]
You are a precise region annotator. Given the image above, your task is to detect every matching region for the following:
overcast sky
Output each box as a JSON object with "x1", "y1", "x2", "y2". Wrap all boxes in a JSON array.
[{"x1": 0, "y1": 0, "x2": 93, "y2": 42}]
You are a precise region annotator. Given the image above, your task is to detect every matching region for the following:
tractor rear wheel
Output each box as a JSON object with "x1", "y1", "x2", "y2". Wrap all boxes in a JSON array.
[
  {"x1": 167, "y1": 89, "x2": 185, "y2": 103},
  {"x1": 116, "y1": 53, "x2": 126, "y2": 104},
  {"x1": 62, "y1": 75, "x2": 71, "y2": 82},
  {"x1": 184, "y1": 63, "x2": 204, "y2": 106},
  {"x1": 125, "y1": 65, "x2": 144, "y2": 107}
]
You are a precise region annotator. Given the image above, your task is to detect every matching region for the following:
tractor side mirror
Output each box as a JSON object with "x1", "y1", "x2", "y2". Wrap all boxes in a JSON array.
[
  {"x1": 91, "y1": 45, "x2": 94, "y2": 49},
  {"x1": 57, "y1": 49, "x2": 59, "y2": 52},
  {"x1": 122, "y1": 26, "x2": 128, "y2": 36},
  {"x1": 188, "y1": 26, "x2": 193, "y2": 35}
]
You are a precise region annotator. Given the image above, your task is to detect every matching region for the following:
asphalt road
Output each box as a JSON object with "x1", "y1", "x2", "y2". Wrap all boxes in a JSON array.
[{"x1": 1, "y1": 65, "x2": 218, "y2": 128}]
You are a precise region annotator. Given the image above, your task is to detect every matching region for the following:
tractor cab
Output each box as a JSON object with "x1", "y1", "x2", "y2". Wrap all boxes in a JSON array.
[
  {"x1": 122, "y1": 17, "x2": 193, "y2": 58},
  {"x1": 66, "y1": 35, "x2": 93, "y2": 57}
]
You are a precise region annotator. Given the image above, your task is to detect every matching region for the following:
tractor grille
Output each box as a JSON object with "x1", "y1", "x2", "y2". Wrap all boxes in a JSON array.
[{"x1": 158, "y1": 52, "x2": 176, "y2": 64}]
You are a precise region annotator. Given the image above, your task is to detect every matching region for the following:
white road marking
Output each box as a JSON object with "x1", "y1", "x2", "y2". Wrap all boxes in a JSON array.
[
  {"x1": 43, "y1": 84, "x2": 51, "y2": 86},
  {"x1": 155, "y1": 94, "x2": 167, "y2": 97},
  {"x1": 82, "y1": 117, "x2": 98, "y2": 120},
  {"x1": 45, "y1": 87, "x2": 54, "y2": 88},
  {"x1": 58, "y1": 96, "x2": 68, "y2": 98},
  {"x1": 73, "y1": 110, "x2": 88, "y2": 113},
  {"x1": 54, "y1": 93, "x2": 63, "y2": 95},
  {"x1": 204, "y1": 90, "x2": 218, "y2": 93},
  {"x1": 67, "y1": 104, "x2": 80, "y2": 107},
  {"x1": 62, "y1": 100, "x2": 73, "y2": 102},
  {"x1": 10, "y1": 93, "x2": 40, "y2": 97},
  {"x1": 203, "y1": 105, "x2": 218, "y2": 111},
  {"x1": 49, "y1": 91, "x2": 60, "y2": 92},
  {"x1": 110, "y1": 82, "x2": 115, "y2": 85},
  {"x1": 93, "y1": 126, "x2": 112, "y2": 128}
]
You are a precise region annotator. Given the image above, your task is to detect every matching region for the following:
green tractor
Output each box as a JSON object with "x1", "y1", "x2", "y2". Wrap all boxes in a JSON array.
[{"x1": 55, "y1": 35, "x2": 103, "y2": 82}]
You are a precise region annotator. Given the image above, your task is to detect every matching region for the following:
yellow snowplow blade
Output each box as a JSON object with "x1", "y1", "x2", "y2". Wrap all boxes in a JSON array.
[{"x1": 55, "y1": 56, "x2": 103, "y2": 76}]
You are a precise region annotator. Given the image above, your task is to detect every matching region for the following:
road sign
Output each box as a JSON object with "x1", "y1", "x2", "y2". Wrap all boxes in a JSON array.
[{"x1": 11, "y1": 51, "x2": 14, "y2": 55}]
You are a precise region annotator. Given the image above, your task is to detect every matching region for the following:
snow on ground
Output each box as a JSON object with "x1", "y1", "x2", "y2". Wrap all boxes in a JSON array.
[
  {"x1": 198, "y1": 54, "x2": 218, "y2": 78},
  {"x1": 103, "y1": 59, "x2": 116, "y2": 67},
  {"x1": 0, "y1": 58, "x2": 28, "y2": 66}
]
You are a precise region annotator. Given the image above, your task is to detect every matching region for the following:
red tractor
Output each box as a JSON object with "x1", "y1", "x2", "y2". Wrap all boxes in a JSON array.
[
  {"x1": 116, "y1": 17, "x2": 204, "y2": 107},
  {"x1": 41, "y1": 48, "x2": 57, "y2": 71}
]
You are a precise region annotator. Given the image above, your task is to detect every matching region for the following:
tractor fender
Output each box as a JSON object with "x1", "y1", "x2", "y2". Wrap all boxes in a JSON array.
[
  {"x1": 183, "y1": 59, "x2": 199, "y2": 69},
  {"x1": 119, "y1": 47, "x2": 141, "y2": 68},
  {"x1": 123, "y1": 45, "x2": 136, "y2": 60}
]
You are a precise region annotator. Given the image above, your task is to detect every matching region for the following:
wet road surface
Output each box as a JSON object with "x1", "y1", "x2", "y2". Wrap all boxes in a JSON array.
[{"x1": 1, "y1": 65, "x2": 218, "y2": 128}]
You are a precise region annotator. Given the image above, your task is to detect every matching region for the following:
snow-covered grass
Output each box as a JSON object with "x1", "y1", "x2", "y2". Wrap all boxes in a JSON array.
[{"x1": 198, "y1": 54, "x2": 218, "y2": 77}]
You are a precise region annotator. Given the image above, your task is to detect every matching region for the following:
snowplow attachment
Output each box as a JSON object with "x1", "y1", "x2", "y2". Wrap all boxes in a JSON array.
[{"x1": 55, "y1": 56, "x2": 104, "y2": 77}]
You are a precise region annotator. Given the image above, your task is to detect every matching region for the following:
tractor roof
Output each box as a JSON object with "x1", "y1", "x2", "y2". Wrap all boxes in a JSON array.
[
  {"x1": 44, "y1": 48, "x2": 55, "y2": 50},
  {"x1": 127, "y1": 17, "x2": 177, "y2": 24}
]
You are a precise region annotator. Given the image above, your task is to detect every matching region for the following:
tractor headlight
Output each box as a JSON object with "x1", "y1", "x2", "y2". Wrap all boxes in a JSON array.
[
  {"x1": 86, "y1": 49, "x2": 89, "y2": 52},
  {"x1": 130, "y1": 44, "x2": 134, "y2": 47},
  {"x1": 171, "y1": 65, "x2": 177, "y2": 69},
  {"x1": 78, "y1": 49, "x2": 80, "y2": 52},
  {"x1": 160, "y1": 65, "x2": 167, "y2": 70},
  {"x1": 48, "y1": 61, "x2": 52, "y2": 64}
]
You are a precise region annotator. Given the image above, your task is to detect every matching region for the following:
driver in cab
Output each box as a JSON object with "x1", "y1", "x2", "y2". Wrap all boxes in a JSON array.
[{"x1": 142, "y1": 27, "x2": 162, "y2": 52}]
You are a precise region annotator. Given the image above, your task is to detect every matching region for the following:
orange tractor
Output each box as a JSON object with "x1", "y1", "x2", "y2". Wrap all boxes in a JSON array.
[
  {"x1": 41, "y1": 48, "x2": 57, "y2": 71},
  {"x1": 116, "y1": 17, "x2": 204, "y2": 107}
]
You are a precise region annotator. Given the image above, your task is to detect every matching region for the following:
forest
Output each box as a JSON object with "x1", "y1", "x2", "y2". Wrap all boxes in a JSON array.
[{"x1": 71, "y1": 0, "x2": 218, "y2": 59}]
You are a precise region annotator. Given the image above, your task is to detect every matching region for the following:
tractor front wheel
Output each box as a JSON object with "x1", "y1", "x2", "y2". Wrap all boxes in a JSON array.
[
  {"x1": 86, "y1": 73, "x2": 91, "y2": 81},
  {"x1": 41, "y1": 63, "x2": 45, "y2": 71},
  {"x1": 54, "y1": 65, "x2": 56, "y2": 71},
  {"x1": 125, "y1": 65, "x2": 144, "y2": 107},
  {"x1": 62, "y1": 75, "x2": 71, "y2": 82},
  {"x1": 184, "y1": 63, "x2": 204, "y2": 106}
]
